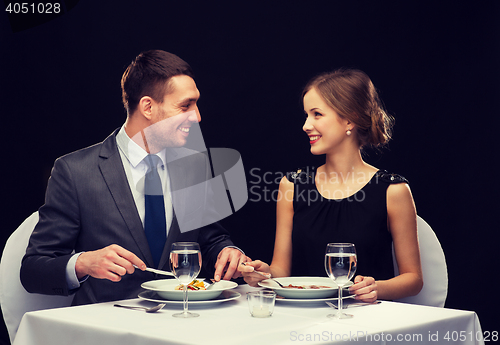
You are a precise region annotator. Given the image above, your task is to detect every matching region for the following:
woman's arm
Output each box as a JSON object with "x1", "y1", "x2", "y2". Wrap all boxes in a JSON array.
[
  {"x1": 351, "y1": 183, "x2": 423, "y2": 301},
  {"x1": 382, "y1": 182, "x2": 423, "y2": 299},
  {"x1": 269, "y1": 176, "x2": 295, "y2": 277},
  {"x1": 241, "y1": 176, "x2": 295, "y2": 286}
]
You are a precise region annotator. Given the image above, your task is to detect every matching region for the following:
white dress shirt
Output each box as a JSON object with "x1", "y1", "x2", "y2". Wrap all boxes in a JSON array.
[{"x1": 115, "y1": 126, "x2": 174, "y2": 231}]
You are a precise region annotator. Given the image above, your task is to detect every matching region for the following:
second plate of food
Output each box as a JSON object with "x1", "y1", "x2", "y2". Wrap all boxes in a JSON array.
[{"x1": 258, "y1": 276, "x2": 353, "y2": 299}]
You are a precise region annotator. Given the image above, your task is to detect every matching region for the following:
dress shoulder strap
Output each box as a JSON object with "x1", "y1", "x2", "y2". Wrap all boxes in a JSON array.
[
  {"x1": 375, "y1": 170, "x2": 409, "y2": 184},
  {"x1": 286, "y1": 167, "x2": 315, "y2": 184}
]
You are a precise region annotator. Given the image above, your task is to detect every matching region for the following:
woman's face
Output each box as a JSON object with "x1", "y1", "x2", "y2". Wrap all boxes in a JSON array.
[{"x1": 302, "y1": 88, "x2": 351, "y2": 155}]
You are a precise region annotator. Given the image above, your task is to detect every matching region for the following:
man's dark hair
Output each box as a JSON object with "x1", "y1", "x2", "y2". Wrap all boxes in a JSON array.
[{"x1": 121, "y1": 50, "x2": 195, "y2": 114}]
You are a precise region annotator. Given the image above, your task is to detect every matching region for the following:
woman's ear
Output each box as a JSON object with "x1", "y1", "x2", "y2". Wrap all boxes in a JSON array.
[{"x1": 345, "y1": 119, "x2": 354, "y2": 132}]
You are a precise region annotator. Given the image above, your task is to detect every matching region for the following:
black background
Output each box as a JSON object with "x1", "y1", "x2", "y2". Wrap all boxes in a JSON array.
[{"x1": 1, "y1": 1, "x2": 498, "y2": 343}]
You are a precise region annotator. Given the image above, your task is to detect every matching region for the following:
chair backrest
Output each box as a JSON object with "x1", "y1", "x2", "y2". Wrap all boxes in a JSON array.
[
  {"x1": 0, "y1": 212, "x2": 74, "y2": 343},
  {"x1": 392, "y1": 216, "x2": 448, "y2": 307}
]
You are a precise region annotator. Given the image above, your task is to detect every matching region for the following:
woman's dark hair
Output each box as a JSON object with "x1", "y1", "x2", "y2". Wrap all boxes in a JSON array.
[
  {"x1": 121, "y1": 50, "x2": 194, "y2": 114},
  {"x1": 302, "y1": 69, "x2": 394, "y2": 149}
]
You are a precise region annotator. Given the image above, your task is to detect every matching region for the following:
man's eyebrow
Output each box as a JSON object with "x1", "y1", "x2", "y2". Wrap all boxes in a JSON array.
[{"x1": 177, "y1": 97, "x2": 199, "y2": 105}]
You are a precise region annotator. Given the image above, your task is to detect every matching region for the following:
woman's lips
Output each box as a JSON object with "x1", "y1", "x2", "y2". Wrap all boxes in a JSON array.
[{"x1": 309, "y1": 135, "x2": 321, "y2": 144}]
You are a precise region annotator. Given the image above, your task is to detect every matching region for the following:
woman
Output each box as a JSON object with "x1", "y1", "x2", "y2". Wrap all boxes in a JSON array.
[{"x1": 241, "y1": 69, "x2": 423, "y2": 302}]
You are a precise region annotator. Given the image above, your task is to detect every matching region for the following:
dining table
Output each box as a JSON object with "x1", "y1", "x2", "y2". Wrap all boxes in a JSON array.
[{"x1": 13, "y1": 284, "x2": 484, "y2": 345}]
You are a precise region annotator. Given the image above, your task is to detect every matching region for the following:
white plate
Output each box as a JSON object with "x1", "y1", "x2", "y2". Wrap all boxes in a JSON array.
[
  {"x1": 141, "y1": 279, "x2": 238, "y2": 301},
  {"x1": 275, "y1": 294, "x2": 356, "y2": 303},
  {"x1": 258, "y1": 277, "x2": 353, "y2": 299},
  {"x1": 138, "y1": 290, "x2": 241, "y2": 304}
]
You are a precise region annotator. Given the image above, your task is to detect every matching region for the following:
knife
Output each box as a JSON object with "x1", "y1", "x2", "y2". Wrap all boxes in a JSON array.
[{"x1": 134, "y1": 265, "x2": 175, "y2": 276}]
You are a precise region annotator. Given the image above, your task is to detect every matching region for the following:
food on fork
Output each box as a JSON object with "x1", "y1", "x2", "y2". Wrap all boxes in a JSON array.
[{"x1": 174, "y1": 279, "x2": 206, "y2": 291}]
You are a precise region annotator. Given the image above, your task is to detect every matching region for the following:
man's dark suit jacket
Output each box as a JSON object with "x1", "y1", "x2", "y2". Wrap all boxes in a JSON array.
[{"x1": 20, "y1": 129, "x2": 234, "y2": 305}]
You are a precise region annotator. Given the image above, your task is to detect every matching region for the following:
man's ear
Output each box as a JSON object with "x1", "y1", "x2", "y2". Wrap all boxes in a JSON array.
[{"x1": 138, "y1": 96, "x2": 153, "y2": 120}]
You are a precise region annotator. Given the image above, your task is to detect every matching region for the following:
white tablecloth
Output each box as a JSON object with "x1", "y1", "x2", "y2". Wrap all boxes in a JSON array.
[{"x1": 14, "y1": 285, "x2": 484, "y2": 345}]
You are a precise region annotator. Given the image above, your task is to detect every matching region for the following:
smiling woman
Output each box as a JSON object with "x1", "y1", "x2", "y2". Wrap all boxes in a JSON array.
[
  {"x1": 302, "y1": 69, "x2": 394, "y2": 152},
  {"x1": 240, "y1": 68, "x2": 423, "y2": 304}
]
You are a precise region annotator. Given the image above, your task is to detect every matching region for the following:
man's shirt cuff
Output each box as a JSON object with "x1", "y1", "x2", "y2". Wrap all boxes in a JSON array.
[{"x1": 66, "y1": 252, "x2": 88, "y2": 291}]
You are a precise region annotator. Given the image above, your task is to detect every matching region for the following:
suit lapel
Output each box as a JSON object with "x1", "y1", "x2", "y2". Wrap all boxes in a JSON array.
[{"x1": 98, "y1": 130, "x2": 155, "y2": 267}]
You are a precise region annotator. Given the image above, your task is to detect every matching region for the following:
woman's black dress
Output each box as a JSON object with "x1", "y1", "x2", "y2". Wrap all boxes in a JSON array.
[{"x1": 287, "y1": 167, "x2": 408, "y2": 280}]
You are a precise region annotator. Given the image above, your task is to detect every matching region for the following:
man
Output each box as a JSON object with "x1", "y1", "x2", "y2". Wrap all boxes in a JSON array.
[{"x1": 20, "y1": 50, "x2": 247, "y2": 305}]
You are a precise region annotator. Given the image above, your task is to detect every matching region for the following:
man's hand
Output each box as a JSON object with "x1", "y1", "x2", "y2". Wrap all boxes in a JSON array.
[
  {"x1": 213, "y1": 247, "x2": 249, "y2": 281},
  {"x1": 75, "y1": 244, "x2": 146, "y2": 282}
]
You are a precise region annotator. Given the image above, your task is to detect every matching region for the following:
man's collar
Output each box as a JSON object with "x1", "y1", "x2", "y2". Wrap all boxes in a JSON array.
[{"x1": 116, "y1": 126, "x2": 166, "y2": 167}]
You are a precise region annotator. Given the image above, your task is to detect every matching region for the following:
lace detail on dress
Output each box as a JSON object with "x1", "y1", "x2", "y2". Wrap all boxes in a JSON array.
[
  {"x1": 375, "y1": 170, "x2": 409, "y2": 184},
  {"x1": 286, "y1": 167, "x2": 315, "y2": 184},
  {"x1": 286, "y1": 167, "x2": 408, "y2": 185}
]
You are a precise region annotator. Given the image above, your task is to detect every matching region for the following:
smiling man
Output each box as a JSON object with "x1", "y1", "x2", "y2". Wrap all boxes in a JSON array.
[{"x1": 20, "y1": 50, "x2": 248, "y2": 305}]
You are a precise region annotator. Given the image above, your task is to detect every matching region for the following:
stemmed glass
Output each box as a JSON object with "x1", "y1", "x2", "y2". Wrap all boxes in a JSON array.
[
  {"x1": 170, "y1": 242, "x2": 202, "y2": 318},
  {"x1": 325, "y1": 243, "x2": 357, "y2": 319}
]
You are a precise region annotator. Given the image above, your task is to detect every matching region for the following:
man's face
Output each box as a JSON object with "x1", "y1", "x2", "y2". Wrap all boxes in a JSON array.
[{"x1": 146, "y1": 75, "x2": 201, "y2": 151}]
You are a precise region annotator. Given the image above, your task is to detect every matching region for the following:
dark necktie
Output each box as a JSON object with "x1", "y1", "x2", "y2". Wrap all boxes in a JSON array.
[{"x1": 144, "y1": 154, "x2": 167, "y2": 268}]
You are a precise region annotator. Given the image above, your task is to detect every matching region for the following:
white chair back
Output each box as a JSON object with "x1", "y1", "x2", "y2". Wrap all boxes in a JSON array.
[
  {"x1": 0, "y1": 212, "x2": 74, "y2": 343},
  {"x1": 393, "y1": 216, "x2": 448, "y2": 307}
]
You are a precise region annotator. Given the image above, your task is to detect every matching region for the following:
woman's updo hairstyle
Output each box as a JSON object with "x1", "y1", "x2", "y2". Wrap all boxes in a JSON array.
[{"x1": 302, "y1": 69, "x2": 394, "y2": 149}]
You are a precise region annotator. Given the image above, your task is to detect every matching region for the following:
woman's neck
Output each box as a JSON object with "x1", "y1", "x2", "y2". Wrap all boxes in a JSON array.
[{"x1": 317, "y1": 148, "x2": 377, "y2": 186}]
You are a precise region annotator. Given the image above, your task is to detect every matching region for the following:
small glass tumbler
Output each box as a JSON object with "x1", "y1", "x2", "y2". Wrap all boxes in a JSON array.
[{"x1": 247, "y1": 291, "x2": 276, "y2": 318}]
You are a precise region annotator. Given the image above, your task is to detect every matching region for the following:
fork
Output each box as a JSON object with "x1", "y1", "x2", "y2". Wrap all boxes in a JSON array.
[
  {"x1": 325, "y1": 299, "x2": 379, "y2": 309},
  {"x1": 240, "y1": 263, "x2": 284, "y2": 287},
  {"x1": 114, "y1": 303, "x2": 166, "y2": 313}
]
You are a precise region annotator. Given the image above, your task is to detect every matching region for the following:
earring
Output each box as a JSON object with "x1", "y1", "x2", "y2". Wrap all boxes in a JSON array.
[{"x1": 346, "y1": 130, "x2": 352, "y2": 136}]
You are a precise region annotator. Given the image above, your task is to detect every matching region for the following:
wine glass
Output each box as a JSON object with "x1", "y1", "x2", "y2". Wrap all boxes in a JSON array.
[
  {"x1": 325, "y1": 243, "x2": 357, "y2": 319},
  {"x1": 170, "y1": 242, "x2": 202, "y2": 318}
]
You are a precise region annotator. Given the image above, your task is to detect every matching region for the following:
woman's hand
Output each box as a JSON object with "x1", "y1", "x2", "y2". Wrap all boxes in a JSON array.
[
  {"x1": 349, "y1": 275, "x2": 378, "y2": 303},
  {"x1": 238, "y1": 260, "x2": 271, "y2": 287}
]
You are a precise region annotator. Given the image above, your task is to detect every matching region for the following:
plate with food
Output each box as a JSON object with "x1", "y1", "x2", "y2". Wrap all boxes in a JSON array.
[
  {"x1": 138, "y1": 290, "x2": 241, "y2": 305},
  {"x1": 141, "y1": 279, "x2": 238, "y2": 301},
  {"x1": 258, "y1": 276, "x2": 353, "y2": 299},
  {"x1": 273, "y1": 293, "x2": 357, "y2": 303}
]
